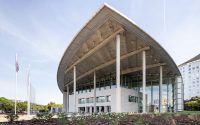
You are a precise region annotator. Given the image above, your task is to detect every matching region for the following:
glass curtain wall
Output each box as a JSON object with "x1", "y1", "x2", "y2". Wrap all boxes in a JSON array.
[{"x1": 75, "y1": 73, "x2": 175, "y2": 113}]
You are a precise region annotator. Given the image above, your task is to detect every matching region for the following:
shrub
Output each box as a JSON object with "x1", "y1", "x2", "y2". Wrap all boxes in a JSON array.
[
  {"x1": 57, "y1": 112, "x2": 68, "y2": 125},
  {"x1": 44, "y1": 112, "x2": 53, "y2": 120},
  {"x1": 36, "y1": 112, "x2": 45, "y2": 119},
  {"x1": 35, "y1": 112, "x2": 53, "y2": 120},
  {"x1": 5, "y1": 113, "x2": 19, "y2": 123}
]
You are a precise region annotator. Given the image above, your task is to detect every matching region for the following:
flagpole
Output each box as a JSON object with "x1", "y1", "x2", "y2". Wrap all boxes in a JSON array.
[
  {"x1": 27, "y1": 65, "x2": 31, "y2": 115},
  {"x1": 15, "y1": 53, "x2": 18, "y2": 115}
]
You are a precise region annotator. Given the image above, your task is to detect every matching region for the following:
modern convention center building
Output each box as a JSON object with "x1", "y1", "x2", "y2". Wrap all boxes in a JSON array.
[{"x1": 57, "y1": 4, "x2": 183, "y2": 113}]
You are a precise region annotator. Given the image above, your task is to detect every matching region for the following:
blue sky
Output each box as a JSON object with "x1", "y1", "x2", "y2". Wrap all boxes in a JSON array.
[{"x1": 0, "y1": 0, "x2": 200, "y2": 105}]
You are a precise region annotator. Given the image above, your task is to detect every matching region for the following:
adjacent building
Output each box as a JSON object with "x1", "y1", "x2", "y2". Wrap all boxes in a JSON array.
[
  {"x1": 179, "y1": 54, "x2": 200, "y2": 100},
  {"x1": 57, "y1": 4, "x2": 184, "y2": 113}
]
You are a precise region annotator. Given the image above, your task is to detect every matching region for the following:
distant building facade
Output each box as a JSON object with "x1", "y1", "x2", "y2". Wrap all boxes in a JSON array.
[{"x1": 179, "y1": 54, "x2": 200, "y2": 100}]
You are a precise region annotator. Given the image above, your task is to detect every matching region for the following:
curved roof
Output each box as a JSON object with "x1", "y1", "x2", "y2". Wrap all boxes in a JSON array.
[{"x1": 57, "y1": 4, "x2": 180, "y2": 93}]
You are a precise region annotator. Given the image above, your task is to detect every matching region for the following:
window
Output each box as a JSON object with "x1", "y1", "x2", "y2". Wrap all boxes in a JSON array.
[
  {"x1": 106, "y1": 95, "x2": 111, "y2": 102},
  {"x1": 97, "y1": 96, "x2": 106, "y2": 103},
  {"x1": 86, "y1": 98, "x2": 89, "y2": 103},
  {"x1": 83, "y1": 97, "x2": 94, "y2": 104},
  {"x1": 90, "y1": 97, "x2": 94, "y2": 103},
  {"x1": 106, "y1": 106, "x2": 111, "y2": 112},
  {"x1": 79, "y1": 98, "x2": 86, "y2": 104},
  {"x1": 128, "y1": 95, "x2": 138, "y2": 103}
]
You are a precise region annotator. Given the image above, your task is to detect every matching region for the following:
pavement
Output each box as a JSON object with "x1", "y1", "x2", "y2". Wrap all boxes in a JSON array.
[{"x1": 0, "y1": 114, "x2": 35, "y2": 122}]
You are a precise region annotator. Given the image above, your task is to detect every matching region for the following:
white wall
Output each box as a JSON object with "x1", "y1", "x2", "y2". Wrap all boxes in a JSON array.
[
  {"x1": 121, "y1": 88, "x2": 139, "y2": 112},
  {"x1": 67, "y1": 87, "x2": 140, "y2": 112}
]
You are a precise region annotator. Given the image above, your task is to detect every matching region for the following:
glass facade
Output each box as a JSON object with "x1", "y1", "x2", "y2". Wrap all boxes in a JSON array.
[
  {"x1": 75, "y1": 73, "x2": 176, "y2": 113},
  {"x1": 79, "y1": 95, "x2": 111, "y2": 104}
]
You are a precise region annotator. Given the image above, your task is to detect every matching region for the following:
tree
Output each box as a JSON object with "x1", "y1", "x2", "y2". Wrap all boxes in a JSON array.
[
  {"x1": 184, "y1": 96, "x2": 200, "y2": 111},
  {"x1": 47, "y1": 102, "x2": 63, "y2": 111},
  {"x1": 17, "y1": 101, "x2": 27, "y2": 113},
  {"x1": 32, "y1": 103, "x2": 48, "y2": 112},
  {"x1": 0, "y1": 97, "x2": 14, "y2": 113}
]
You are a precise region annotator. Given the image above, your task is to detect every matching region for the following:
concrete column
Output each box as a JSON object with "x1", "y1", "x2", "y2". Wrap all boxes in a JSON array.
[
  {"x1": 85, "y1": 107, "x2": 88, "y2": 113},
  {"x1": 73, "y1": 66, "x2": 76, "y2": 112},
  {"x1": 90, "y1": 106, "x2": 92, "y2": 113},
  {"x1": 142, "y1": 51, "x2": 146, "y2": 113},
  {"x1": 175, "y1": 78, "x2": 178, "y2": 112},
  {"x1": 116, "y1": 34, "x2": 121, "y2": 112},
  {"x1": 172, "y1": 79, "x2": 175, "y2": 112},
  {"x1": 104, "y1": 106, "x2": 107, "y2": 112},
  {"x1": 67, "y1": 85, "x2": 69, "y2": 112},
  {"x1": 151, "y1": 81, "x2": 153, "y2": 105},
  {"x1": 159, "y1": 66, "x2": 163, "y2": 113},
  {"x1": 63, "y1": 92, "x2": 67, "y2": 113},
  {"x1": 99, "y1": 106, "x2": 102, "y2": 113},
  {"x1": 151, "y1": 81, "x2": 153, "y2": 112},
  {"x1": 94, "y1": 71, "x2": 96, "y2": 113},
  {"x1": 167, "y1": 78, "x2": 169, "y2": 112}
]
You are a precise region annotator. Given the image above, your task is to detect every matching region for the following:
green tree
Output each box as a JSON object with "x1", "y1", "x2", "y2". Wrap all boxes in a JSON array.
[
  {"x1": 0, "y1": 97, "x2": 14, "y2": 113},
  {"x1": 17, "y1": 101, "x2": 27, "y2": 113},
  {"x1": 47, "y1": 102, "x2": 63, "y2": 110},
  {"x1": 185, "y1": 96, "x2": 200, "y2": 111}
]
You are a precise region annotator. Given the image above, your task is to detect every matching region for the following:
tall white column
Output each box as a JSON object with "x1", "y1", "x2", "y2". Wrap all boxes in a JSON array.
[
  {"x1": 151, "y1": 81, "x2": 153, "y2": 106},
  {"x1": 67, "y1": 85, "x2": 69, "y2": 112},
  {"x1": 63, "y1": 92, "x2": 67, "y2": 113},
  {"x1": 116, "y1": 34, "x2": 121, "y2": 112},
  {"x1": 167, "y1": 78, "x2": 169, "y2": 112},
  {"x1": 73, "y1": 66, "x2": 76, "y2": 112},
  {"x1": 159, "y1": 66, "x2": 163, "y2": 113},
  {"x1": 90, "y1": 106, "x2": 92, "y2": 113},
  {"x1": 104, "y1": 106, "x2": 107, "y2": 112},
  {"x1": 94, "y1": 71, "x2": 96, "y2": 113},
  {"x1": 142, "y1": 51, "x2": 146, "y2": 113}
]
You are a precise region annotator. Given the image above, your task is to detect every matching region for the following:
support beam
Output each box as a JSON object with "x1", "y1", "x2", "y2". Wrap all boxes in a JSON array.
[
  {"x1": 66, "y1": 63, "x2": 165, "y2": 87},
  {"x1": 122, "y1": 63, "x2": 166, "y2": 75},
  {"x1": 73, "y1": 66, "x2": 76, "y2": 112},
  {"x1": 94, "y1": 71, "x2": 96, "y2": 113},
  {"x1": 116, "y1": 34, "x2": 121, "y2": 112},
  {"x1": 159, "y1": 66, "x2": 163, "y2": 113},
  {"x1": 65, "y1": 28, "x2": 125, "y2": 74},
  {"x1": 65, "y1": 46, "x2": 150, "y2": 86},
  {"x1": 142, "y1": 51, "x2": 146, "y2": 113}
]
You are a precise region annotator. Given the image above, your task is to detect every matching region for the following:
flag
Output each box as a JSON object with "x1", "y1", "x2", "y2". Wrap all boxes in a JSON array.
[{"x1": 15, "y1": 54, "x2": 19, "y2": 72}]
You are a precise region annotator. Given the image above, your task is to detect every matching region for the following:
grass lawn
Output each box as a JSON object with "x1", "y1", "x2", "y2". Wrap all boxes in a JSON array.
[{"x1": 180, "y1": 110, "x2": 200, "y2": 114}]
